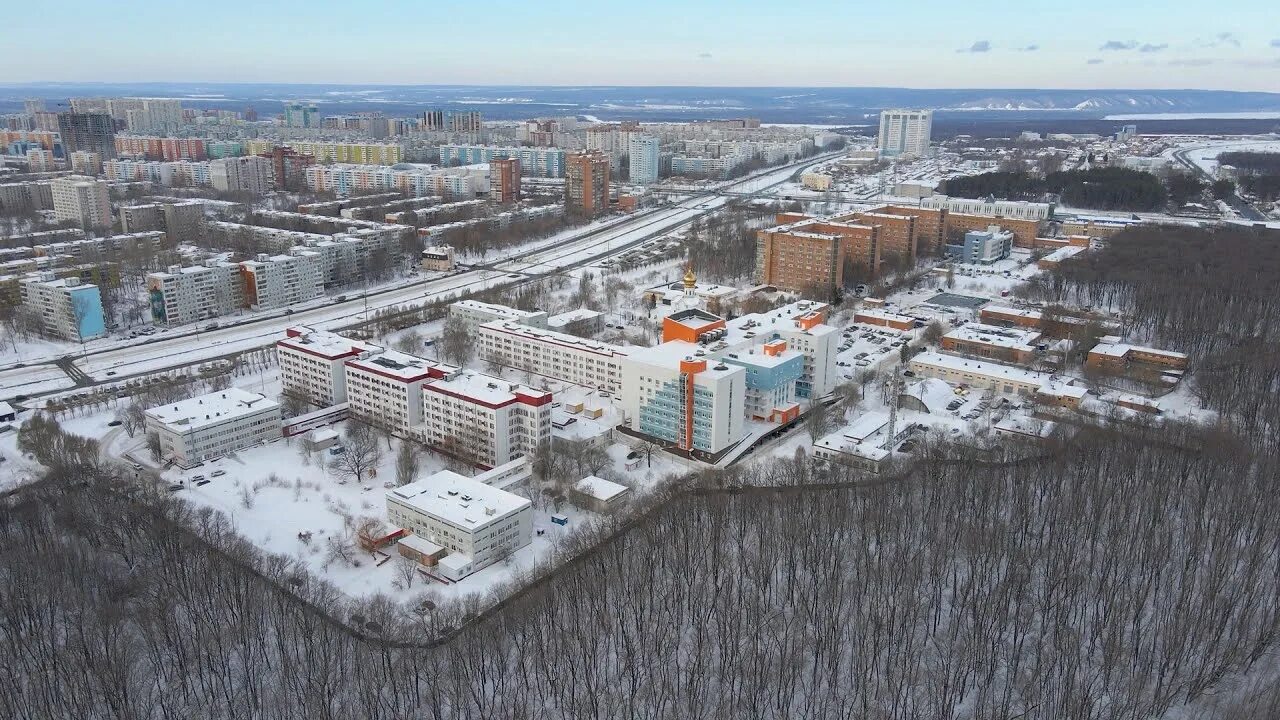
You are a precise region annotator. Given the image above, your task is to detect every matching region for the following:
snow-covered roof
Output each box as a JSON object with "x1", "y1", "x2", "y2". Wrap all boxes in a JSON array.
[
  {"x1": 0, "y1": 401, "x2": 15, "y2": 417},
  {"x1": 547, "y1": 308, "x2": 602, "y2": 328},
  {"x1": 389, "y1": 470, "x2": 530, "y2": 530},
  {"x1": 944, "y1": 323, "x2": 1041, "y2": 351},
  {"x1": 1090, "y1": 342, "x2": 1187, "y2": 360},
  {"x1": 427, "y1": 368, "x2": 549, "y2": 408},
  {"x1": 574, "y1": 476, "x2": 630, "y2": 502},
  {"x1": 1040, "y1": 246, "x2": 1085, "y2": 262},
  {"x1": 910, "y1": 352, "x2": 1052, "y2": 386},
  {"x1": 481, "y1": 320, "x2": 630, "y2": 358},
  {"x1": 624, "y1": 340, "x2": 744, "y2": 379},
  {"x1": 841, "y1": 412, "x2": 890, "y2": 442},
  {"x1": 145, "y1": 388, "x2": 279, "y2": 432},
  {"x1": 397, "y1": 535, "x2": 444, "y2": 557},
  {"x1": 347, "y1": 349, "x2": 448, "y2": 382},
  {"x1": 279, "y1": 327, "x2": 376, "y2": 359}
]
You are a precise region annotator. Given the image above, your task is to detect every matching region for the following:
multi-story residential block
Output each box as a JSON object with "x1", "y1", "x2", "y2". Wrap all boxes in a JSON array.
[
  {"x1": 449, "y1": 300, "x2": 548, "y2": 335},
  {"x1": 940, "y1": 323, "x2": 1042, "y2": 365},
  {"x1": 19, "y1": 274, "x2": 106, "y2": 341},
  {"x1": 283, "y1": 103, "x2": 319, "y2": 128},
  {"x1": 277, "y1": 326, "x2": 375, "y2": 406},
  {"x1": 57, "y1": 111, "x2": 116, "y2": 158},
  {"x1": 0, "y1": 180, "x2": 54, "y2": 213},
  {"x1": 23, "y1": 98, "x2": 45, "y2": 115},
  {"x1": 51, "y1": 175, "x2": 111, "y2": 230},
  {"x1": 144, "y1": 388, "x2": 282, "y2": 468},
  {"x1": 120, "y1": 201, "x2": 204, "y2": 241},
  {"x1": 477, "y1": 320, "x2": 630, "y2": 393},
  {"x1": 146, "y1": 261, "x2": 245, "y2": 326},
  {"x1": 387, "y1": 470, "x2": 531, "y2": 581},
  {"x1": 877, "y1": 109, "x2": 932, "y2": 157},
  {"x1": 490, "y1": 157, "x2": 521, "y2": 203},
  {"x1": 68, "y1": 151, "x2": 101, "y2": 175},
  {"x1": 114, "y1": 136, "x2": 209, "y2": 161},
  {"x1": 210, "y1": 156, "x2": 274, "y2": 195},
  {"x1": 438, "y1": 145, "x2": 565, "y2": 178},
  {"x1": 304, "y1": 163, "x2": 489, "y2": 199},
  {"x1": 565, "y1": 151, "x2": 610, "y2": 216},
  {"x1": 628, "y1": 135, "x2": 661, "y2": 184},
  {"x1": 25, "y1": 148, "x2": 55, "y2": 172},
  {"x1": 449, "y1": 111, "x2": 482, "y2": 134},
  {"x1": 239, "y1": 252, "x2": 323, "y2": 310},
  {"x1": 422, "y1": 109, "x2": 445, "y2": 131}
]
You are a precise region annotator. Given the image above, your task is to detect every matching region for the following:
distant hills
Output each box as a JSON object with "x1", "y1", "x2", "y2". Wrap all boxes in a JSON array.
[{"x1": 3, "y1": 83, "x2": 1279, "y2": 124}]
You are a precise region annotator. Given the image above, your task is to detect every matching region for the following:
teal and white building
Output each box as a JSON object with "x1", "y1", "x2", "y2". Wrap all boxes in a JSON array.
[{"x1": 19, "y1": 274, "x2": 106, "y2": 341}]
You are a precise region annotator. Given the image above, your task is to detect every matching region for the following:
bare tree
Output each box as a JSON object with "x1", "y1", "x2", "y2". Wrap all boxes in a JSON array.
[
  {"x1": 395, "y1": 441, "x2": 422, "y2": 486},
  {"x1": 329, "y1": 423, "x2": 383, "y2": 484}
]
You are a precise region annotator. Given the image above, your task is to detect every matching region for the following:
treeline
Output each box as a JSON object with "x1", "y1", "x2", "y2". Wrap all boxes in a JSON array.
[
  {"x1": 1240, "y1": 174, "x2": 1280, "y2": 201},
  {"x1": 1218, "y1": 151, "x2": 1280, "y2": 175},
  {"x1": 1, "y1": 424, "x2": 1277, "y2": 718},
  {"x1": 684, "y1": 201, "x2": 783, "y2": 283},
  {"x1": 1021, "y1": 223, "x2": 1280, "y2": 437},
  {"x1": 944, "y1": 167, "x2": 1172, "y2": 211}
]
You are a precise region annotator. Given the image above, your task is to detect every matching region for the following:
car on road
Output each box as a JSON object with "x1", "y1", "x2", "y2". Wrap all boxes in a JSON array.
[
  {"x1": 508, "y1": 273, "x2": 522, "y2": 278},
  {"x1": 107, "y1": 420, "x2": 122, "y2": 427}
]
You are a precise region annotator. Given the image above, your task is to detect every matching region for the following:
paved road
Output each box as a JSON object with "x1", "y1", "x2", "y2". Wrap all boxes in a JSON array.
[
  {"x1": 1, "y1": 153, "x2": 839, "y2": 404},
  {"x1": 1171, "y1": 145, "x2": 1267, "y2": 221}
]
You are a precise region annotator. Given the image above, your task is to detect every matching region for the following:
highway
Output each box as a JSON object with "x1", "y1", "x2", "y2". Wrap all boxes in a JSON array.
[{"x1": 0, "y1": 152, "x2": 838, "y2": 403}]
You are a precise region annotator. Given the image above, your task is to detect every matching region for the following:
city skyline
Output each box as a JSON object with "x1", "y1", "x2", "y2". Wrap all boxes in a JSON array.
[{"x1": 3, "y1": 0, "x2": 1278, "y2": 91}]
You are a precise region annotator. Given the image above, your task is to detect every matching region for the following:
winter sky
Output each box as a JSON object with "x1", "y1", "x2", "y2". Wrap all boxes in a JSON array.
[{"x1": 4, "y1": 0, "x2": 1279, "y2": 91}]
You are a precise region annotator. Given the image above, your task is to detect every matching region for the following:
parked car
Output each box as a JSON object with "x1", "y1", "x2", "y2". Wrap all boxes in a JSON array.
[
  {"x1": 107, "y1": 420, "x2": 122, "y2": 427},
  {"x1": 211, "y1": 469, "x2": 226, "y2": 477},
  {"x1": 856, "y1": 359, "x2": 871, "y2": 367}
]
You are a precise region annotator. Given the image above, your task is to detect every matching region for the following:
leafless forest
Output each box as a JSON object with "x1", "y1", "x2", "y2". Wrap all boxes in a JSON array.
[{"x1": 0, "y1": 421, "x2": 1276, "y2": 719}]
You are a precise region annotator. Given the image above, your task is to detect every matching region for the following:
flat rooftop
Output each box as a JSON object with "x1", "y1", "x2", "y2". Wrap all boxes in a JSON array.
[
  {"x1": 925, "y1": 293, "x2": 990, "y2": 310},
  {"x1": 145, "y1": 388, "x2": 279, "y2": 432},
  {"x1": 480, "y1": 320, "x2": 630, "y2": 358},
  {"x1": 279, "y1": 327, "x2": 376, "y2": 360},
  {"x1": 348, "y1": 349, "x2": 449, "y2": 381},
  {"x1": 389, "y1": 470, "x2": 530, "y2": 530},
  {"x1": 944, "y1": 323, "x2": 1042, "y2": 351},
  {"x1": 1090, "y1": 342, "x2": 1188, "y2": 360},
  {"x1": 910, "y1": 352, "x2": 1052, "y2": 386},
  {"x1": 427, "y1": 368, "x2": 549, "y2": 408},
  {"x1": 575, "y1": 476, "x2": 630, "y2": 502},
  {"x1": 625, "y1": 340, "x2": 745, "y2": 379}
]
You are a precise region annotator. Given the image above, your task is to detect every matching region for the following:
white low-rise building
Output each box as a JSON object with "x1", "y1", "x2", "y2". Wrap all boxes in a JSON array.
[
  {"x1": 144, "y1": 388, "x2": 282, "y2": 468},
  {"x1": 386, "y1": 470, "x2": 532, "y2": 581},
  {"x1": 909, "y1": 351, "x2": 1069, "y2": 397}
]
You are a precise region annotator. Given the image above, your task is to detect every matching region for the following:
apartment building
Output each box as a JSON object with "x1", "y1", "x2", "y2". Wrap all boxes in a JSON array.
[
  {"x1": 239, "y1": 252, "x2": 323, "y2": 310},
  {"x1": 19, "y1": 274, "x2": 106, "y2": 341},
  {"x1": 115, "y1": 136, "x2": 208, "y2": 161},
  {"x1": 146, "y1": 261, "x2": 245, "y2": 326},
  {"x1": 51, "y1": 175, "x2": 111, "y2": 230},
  {"x1": 57, "y1": 111, "x2": 116, "y2": 158},
  {"x1": 438, "y1": 145, "x2": 565, "y2": 178},
  {"x1": 144, "y1": 389, "x2": 282, "y2": 468},
  {"x1": 210, "y1": 156, "x2": 274, "y2": 195},
  {"x1": 242, "y1": 140, "x2": 402, "y2": 165},
  {"x1": 386, "y1": 470, "x2": 531, "y2": 581},
  {"x1": 103, "y1": 158, "x2": 213, "y2": 187},
  {"x1": 877, "y1": 109, "x2": 932, "y2": 157},
  {"x1": 477, "y1": 320, "x2": 630, "y2": 393},
  {"x1": 755, "y1": 216, "x2": 876, "y2": 292},
  {"x1": 304, "y1": 163, "x2": 489, "y2": 199},
  {"x1": 120, "y1": 201, "x2": 204, "y2": 240},
  {"x1": 69, "y1": 151, "x2": 101, "y2": 175},
  {"x1": 490, "y1": 157, "x2": 521, "y2": 203},
  {"x1": 628, "y1": 135, "x2": 661, "y2": 184},
  {"x1": 283, "y1": 103, "x2": 319, "y2": 128},
  {"x1": 26, "y1": 149, "x2": 55, "y2": 172},
  {"x1": 449, "y1": 300, "x2": 548, "y2": 335},
  {"x1": 0, "y1": 180, "x2": 54, "y2": 213},
  {"x1": 277, "y1": 326, "x2": 376, "y2": 406},
  {"x1": 941, "y1": 323, "x2": 1042, "y2": 364},
  {"x1": 420, "y1": 369, "x2": 552, "y2": 468},
  {"x1": 565, "y1": 151, "x2": 610, "y2": 216}
]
